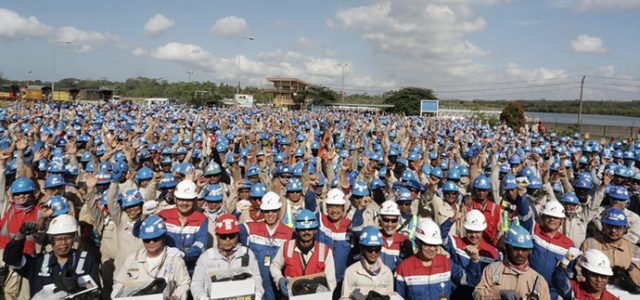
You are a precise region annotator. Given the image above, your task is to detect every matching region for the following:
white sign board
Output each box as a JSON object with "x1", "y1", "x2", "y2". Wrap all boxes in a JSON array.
[
  {"x1": 234, "y1": 94, "x2": 254, "y2": 107},
  {"x1": 210, "y1": 278, "x2": 255, "y2": 299}
]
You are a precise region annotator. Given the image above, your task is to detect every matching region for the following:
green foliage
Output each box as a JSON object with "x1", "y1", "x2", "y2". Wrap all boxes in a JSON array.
[
  {"x1": 440, "y1": 99, "x2": 640, "y2": 117},
  {"x1": 296, "y1": 85, "x2": 338, "y2": 105},
  {"x1": 383, "y1": 87, "x2": 436, "y2": 115},
  {"x1": 500, "y1": 101, "x2": 526, "y2": 129}
]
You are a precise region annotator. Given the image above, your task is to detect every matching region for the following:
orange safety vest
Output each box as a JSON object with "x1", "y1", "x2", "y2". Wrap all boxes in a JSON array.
[{"x1": 283, "y1": 239, "x2": 329, "y2": 278}]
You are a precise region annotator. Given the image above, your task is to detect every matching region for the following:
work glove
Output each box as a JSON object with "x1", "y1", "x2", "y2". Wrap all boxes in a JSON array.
[
  {"x1": 499, "y1": 290, "x2": 520, "y2": 300},
  {"x1": 561, "y1": 247, "x2": 582, "y2": 267},
  {"x1": 142, "y1": 200, "x2": 158, "y2": 215},
  {"x1": 17, "y1": 222, "x2": 38, "y2": 239},
  {"x1": 279, "y1": 277, "x2": 290, "y2": 297}
]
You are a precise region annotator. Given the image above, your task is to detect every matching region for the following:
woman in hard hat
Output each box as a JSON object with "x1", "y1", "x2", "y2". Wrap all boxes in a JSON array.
[
  {"x1": 191, "y1": 214, "x2": 263, "y2": 300},
  {"x1": 556, "y1": 249, "x2": 619, "y2": 300},
  {"x1": 112, "y1": 215, "x2": 190, "y2": 300},
  {"x1": 341, "y1": 226, "x2": 394, "y2": 299}
]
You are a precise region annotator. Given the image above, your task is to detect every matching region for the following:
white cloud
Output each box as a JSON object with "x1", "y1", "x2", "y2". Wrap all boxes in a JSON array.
[
  {"x1": 132, "y1": 47, "x2": 147, "y2": 56},
  {"x1": 506, "y1": 63, "x2": 568, "y2": 81},
  {"x1": 595, "y1": 65, "x2": 615, "y2": 77},
  {"x1": 144, "y1": 14, "x2": 175, "y2": 37},
  {"x1": 0, "y1": 8, "x2": 52, "y2": 40},
  {"x1": 571, "y1": 34, "x2": 607, "y2": 53},
  {"x1": 53, "y1": 26, "x2": 118, "y2": 53},
  {"x1": 575, "y1": 0, "x2": 640, "y2": 10},
  {"x1": 210, "y1": 16, "x2": 248, "y2": 38}
]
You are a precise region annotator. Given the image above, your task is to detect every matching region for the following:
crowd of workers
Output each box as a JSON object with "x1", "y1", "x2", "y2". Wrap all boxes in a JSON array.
[{"x1": 0, "y1": 101, "x2": 639, "y2": 300}]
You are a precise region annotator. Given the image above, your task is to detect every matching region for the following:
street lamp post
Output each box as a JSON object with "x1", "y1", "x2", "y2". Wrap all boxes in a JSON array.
[
  {"x1": 339, "y1": 63, "x2": 348, "y2": 103},
  {"x1": 52, "y1": 41, "x2": 71, "y2": 100},
  {"x1": 186, "y1": 70, "x2": 194, "y2": 82},
  {"x1": 236, "y1": 36, "x2": 255, "y2": 95}
]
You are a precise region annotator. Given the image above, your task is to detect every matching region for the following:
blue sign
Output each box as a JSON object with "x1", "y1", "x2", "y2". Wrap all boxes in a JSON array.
[{"x1": 420, "y1": 100, "x2": 439, "y2": 115}]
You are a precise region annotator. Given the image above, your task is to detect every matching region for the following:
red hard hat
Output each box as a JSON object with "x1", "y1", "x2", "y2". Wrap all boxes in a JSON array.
[{"x1": 215, "y1": 214, "x2": 240, "y2": 234}]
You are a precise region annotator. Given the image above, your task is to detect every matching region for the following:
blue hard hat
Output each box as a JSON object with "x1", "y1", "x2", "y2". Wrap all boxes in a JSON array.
[
  {"x1": 80, "y1": 151, "x2": 92, "y2": 163},
  {"x1": 139, "y1": 215, "x2": 167, "y2": 240},
  {"x1": 44, "y1": 174, "x2": 65, "y2": 189},
  {"x1": 473, "y1": 175, "x2": 491, "y2": 190},
  {"x1": 177, "y1": 162, "x2": 194, "y2": 176},
  {"x1": 294, "y1": 147, "x2": 304, "y2": 157},
  {"x1": 204, "y1": 162, "x2": 223, "y2": 176},
  {"x1": 280, "y1": 165, "x2": 292, "y2": 175},
  {"x1": 48, "y1": 195, "x2": 70, "y2": 217},
  {"x1": 47, "y1": 160, "x2": 66, "y2": 173},
  {"x1": 359, "y1": 226, "x2": 384, "y2": 247},
  {"x1": 370, "y1": 178, "x2": 384, "y2": 190},
  {"x1": 504, "y1": 225, "x2": 534, "y2": 249},
  {"x1": 500, "y1": 163, "x2": 511, "y2": 174},
  {"x1": 159, "y1": 173, "x2": 177, "y2": 189},
  {"x1": 527, "y1": 177, "x2": 543, "y2": 189},
  {"x1": 408, "y1": 152, "x2": 420, "y2": 161},
  {"x1": 250, "y1": 183, "x2": 267, "y2": 198},
  {"x1": 502, "y1": 175, "x2": 517, "y2": 190},
  {"x1": 614, "y1": 166, "x2": 630, "y2": 178},
  {"x1": 607, "y1": 185, "x2": 630, "y2": 202},
  {"x1": 96, "y1": 169, "x2": 112, "y2": 185},
  {"x1": 246, "y1": 164, "x2": 260, "y2": 177},
  {"x1": 560, "y1": 192, "x2": 579, "y2": 205},
  {"x1": 11, "y1": 177, "x2": 35, "y2": 194},
  {"x1": 135, "y1": 167, "x2": 154, "y2": 182},
  {"x1": 311, "y1": 141, "x2": 320, "y2": 150},
  {"x1": 287, "y1": 179, "x2": 303, "y2": 192},
  {"x1": 352, "y1": 181, "x2": 370, "y2": 197},
  {"x1": 396, "y1": 187, "x2": 413, "y2": 201},
  {"x1": 458, "y1": 166, "x2": 470, "y2": 177},
  {"x1": 574, "y1": 178, "x2": 592, "y2": 190},
  {"x1": 422, "y1": 164, "x2": 432, "y2": 177},
  {"x1": 431, "y1": 167, "x2": 444, "y2": 179},
  {"x1": 509, "y1": 154, "x2": 521, "y2": 165},
  {"x1": 442, "y1": 181, "x2": 459, "y2": 193},
  {"x1": 295, "y1": 209, "x2": 318, "y2": 230},
  {"x1": 121, "y1": 189, "x2": 144, "y2": 209},
  {"x1": 447, "y1": 168, "x2": 461, "y2": 180},
  {"x1": 396, "y1": 159, "x2": 408, "y2": 167},
  {"x1": 601, "y1": 208, "x2": 628, "y2": 227},
  {"x1": 406, "y1": 179, "x2": 424, "y2": 192},
  {"x1": 203, "y1": 183, "x2": 224, "y2": 202}
]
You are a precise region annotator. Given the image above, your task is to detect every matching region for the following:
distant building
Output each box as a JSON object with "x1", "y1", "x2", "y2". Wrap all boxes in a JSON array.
[{"x1": 267, "y1": 77, "x2": 309, "y2": 106}]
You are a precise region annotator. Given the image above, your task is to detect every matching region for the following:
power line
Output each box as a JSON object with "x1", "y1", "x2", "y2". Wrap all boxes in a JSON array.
[
  {"x1": 434, "y1": 81, "x2": 579, "y2": 93},
  {"x1": 439, "y1": 86, "x2": 579, "y2": 98},
  {"x1": 588, "y1": 75, "x2": 640, "y2": 82}
]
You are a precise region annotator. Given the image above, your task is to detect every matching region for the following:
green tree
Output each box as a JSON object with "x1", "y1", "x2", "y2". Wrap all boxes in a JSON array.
[
  {"x1": 383, "y1": 87, "x2": 436, "y2": 115},
  {"x1": 296, "y1": 85, "x2": 338, "y2": 105},
  {"x1": 500, "y1": 101, "x2": 526, "y2": 129}
]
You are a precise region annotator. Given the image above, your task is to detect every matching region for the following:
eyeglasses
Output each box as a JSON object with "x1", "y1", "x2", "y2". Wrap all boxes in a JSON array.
[
  {"x1": 363, "y1": 246, "x2": 382, "y2": 253},
  {"x1": 217, "y1": 234, "x2": 238, "y2": 240},
  {"x1": 381, "y1": 217, "x2": 398, "y2": 223},
  {"x1": 143, "y1": 236, "x2": 163, "y2": 243},
  {"x1": 249, "y1": 197, "x2": 262, "y2": 202}
]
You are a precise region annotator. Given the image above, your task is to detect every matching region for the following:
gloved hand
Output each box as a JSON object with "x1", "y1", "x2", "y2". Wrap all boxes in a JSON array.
[
  {"x1": 279, "y1": 277, "x2": 289, "y2": 296},
  {"x1": 561, "y1": 247, "x2": 582, "y2": 267},
  {"x1": 499, "y1": 289, "x2": 520, "y2": 300},
  {"x1": 236, "y1": 200, "x2": 251, "y2": 212},
  {"x1": 17, "y1": 222, "x2": 38, "y2": 239},
  {"x1": 142, "y1": 200, "x2": 158, "y2": 215}
]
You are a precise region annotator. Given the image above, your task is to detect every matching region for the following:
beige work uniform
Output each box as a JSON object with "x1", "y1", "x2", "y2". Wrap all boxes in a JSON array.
[
  {"x1": 340, "y1": 260, "x2": 394, "y2": 300},
  {"x1": 111, "y1": 247, "x2": 191, "y2": 300},
  {"x1": 105, "y1": 182, "x2": 144, "y2": 272},
  {"x1": 473, "y1": 261, "x2": 551, "y2": 300},
  {"x1": 581, "y1": 236, "x2": 640, "y2": 286}
]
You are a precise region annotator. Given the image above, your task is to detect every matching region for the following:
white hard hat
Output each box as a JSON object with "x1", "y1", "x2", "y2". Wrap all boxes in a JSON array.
[
  {"x1": 378, "y1": 200, "x2": 401, "y2": 216},
  {"x1": 541, "y1": 201, "x2": 566, "y2": 218},
  {"x1": 47, "y1": 214, "x2": 78, "y2": 235},
  {"x1": 325, "y1": 188, "x2": 346, "y2": 205},
  {"x1": 414, "y1": 219, "x2": 442, "y2": 245},
  {"x1": 464, "y1": 209, "x2": 487, "y2": 232},
  {"x1": 260, "y1": 191, "x2": 282, "y2": 210},
  {"x1": 174, "y1": 180, "x2": 198, "y2": 199},
  {"x1": 578, "y1": 249, "x2": 613, "y2": 276}
]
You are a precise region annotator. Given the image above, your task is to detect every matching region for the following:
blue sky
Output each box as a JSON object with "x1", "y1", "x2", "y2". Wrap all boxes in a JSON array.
[{"x1": 1, "y1": 0, "x2": 639, "y2": 100}]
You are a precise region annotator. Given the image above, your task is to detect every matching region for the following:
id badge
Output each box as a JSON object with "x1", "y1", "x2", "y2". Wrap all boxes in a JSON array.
[{"x1": 264, "y1": 255, "x2": 271, "y2": 267}]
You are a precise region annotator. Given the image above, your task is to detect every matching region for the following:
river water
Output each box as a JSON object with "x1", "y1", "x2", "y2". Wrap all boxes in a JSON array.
[{"x1": 527, "y1": 112, "x2": 640, "y2": 127}]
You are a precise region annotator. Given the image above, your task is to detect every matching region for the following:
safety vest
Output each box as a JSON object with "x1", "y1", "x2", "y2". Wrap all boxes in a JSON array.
[
  {"x1": 0, "y1": 203, "x2": 40, "y2": 254},
  {"x1": 398, "y1": 214, "x2": 418, "y2": 241},
  {"x1": 282, "y1": 240, "x2": 329, "y2": 278},
  {"x1": 281, "y1": 200, "x2": 304, "y2": 229}
]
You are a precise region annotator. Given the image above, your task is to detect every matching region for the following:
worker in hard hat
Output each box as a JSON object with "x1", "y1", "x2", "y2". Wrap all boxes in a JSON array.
[
  {"x1": 516, "y1": 176, "x2": 576, "y2": 300},
  {"x1": 280, "y1": 178, "x2": 306, "y2": 229},
  {"x1": 554, "y1": 249, "x2": 619, "y2": 300},
  {"x1": 377, "y1": 200, "x2": 411, "y2": 272},
  {"x1": 270, "y1": 209, "x2": 337, "y2": 298},
  {"x1": 341, "y1": 226, "x2": 394, "y2": 299},
  {"x1": 112, "y1": 215, "x2": 190, "y2": 300},
  {"x1": 239, "y1": 191, "x2": 294, "y2": 300},
  {"x1": 440, "y1": 209, "x2": 499, "y2": 298},
  {"x1": 191, "y1": 214, "x2": 263, "y2": 300},
  {"x1": 580, "y1": 208, "x2": 640, "y2": 294},
  {"x1": 395, "y1": 219, "x2": 481, "y2": 300},
  {"x1": 3, "y1": 215, "x2": 101, "y2": 298},
  {"x1": 473, "y1": 225, "x2": 551, "y2": 300},
  {"x1": 466, "y1": 175, "x2": 501, "y2": 247}
]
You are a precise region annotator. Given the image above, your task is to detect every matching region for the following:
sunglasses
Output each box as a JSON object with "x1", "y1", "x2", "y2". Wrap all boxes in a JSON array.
[
  {"x1": 363, "y1": 246, "x2": 382, "y2": 253},
  {"x1": 281, "y1": 175, "x2": 292, "y2": 179},
  {"x1": 381, "y1": 217, "x2": 398, "y2": 223},
  {"x1": 249, "y1": 197, "x2": 262, "y2": 201},
  {"x1": 262, "y1": 209, "x2": 279, "y2": 214},
  {"x1": 218, "y1": 234, "x2": 238, "y2": 240},
  {"x1": 398, "y1": 202, "x2": 412, "y2": 206},
  {"x1": 143, "y1": 236, "x2": 163, "y2": 243},
  {"x1": 444, "y1": 191, "x2": 458, "y2": 195},
  {"x1": 288, "y1": 191, "x2": 302, "y2": 194},
  {"x1": 12, "y1": 192, "x2": 30, "y2": 197}
]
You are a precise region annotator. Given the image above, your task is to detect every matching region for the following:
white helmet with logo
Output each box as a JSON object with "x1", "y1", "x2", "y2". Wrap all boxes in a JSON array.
[
  {"x1": 47, "y1": 214, "x2": 78, "y2": 235},
  {"x1": 378, "y1": 201, "x2": 401, "y2": 216},
  {"x1": 174, "y1": 180, "x2": 198, "y2": 199},
  {"x1": 325, "y1": 188, "x2": 346, "y2": 205},
  {"x1": 260, "y1": 191, "x2": 282, "y2": 210},
  {"x1": 541, "y1": 201, "x2": 566, "y2": 218},
  {"x1": 414, "y1": 219, "x2": 442, "y2": 245},
  {"x1": 463, "y1": 209, "x2": 487, "y2": 232},
  {"x1": 578, "y1": 249, "x2": 613, "y2": 276}
]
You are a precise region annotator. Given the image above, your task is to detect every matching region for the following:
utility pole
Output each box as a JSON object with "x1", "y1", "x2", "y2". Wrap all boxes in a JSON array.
[
  {"x1": 340, "y1": 63, "x2": 348, "y2": 103},
  {"x1": 578, "y1": 75, "x2": 585, "y2": 131},
  {"x1": 186, "y1": 70, "x2": 194, "y2": 82}
]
